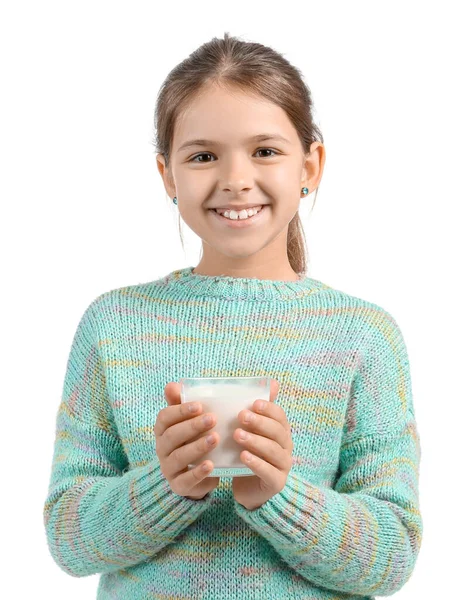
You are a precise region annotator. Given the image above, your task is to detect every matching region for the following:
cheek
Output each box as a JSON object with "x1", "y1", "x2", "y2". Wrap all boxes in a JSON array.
[
  {"x1": 268, "y1": 162, "x2": 298, "y2": 184},
  {"x1": 265, "y1": 176, "x2": 302, "y2": 207}
]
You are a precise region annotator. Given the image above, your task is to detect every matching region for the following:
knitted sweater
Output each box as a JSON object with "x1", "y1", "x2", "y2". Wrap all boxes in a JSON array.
[{"x1": 43, "y1": 266, "x2": 423, "y2": 599}]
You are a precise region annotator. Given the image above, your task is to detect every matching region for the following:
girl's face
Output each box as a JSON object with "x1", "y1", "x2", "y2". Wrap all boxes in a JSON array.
[{"x1": 157, "y1": 83, "x2": 324, "y2": 278}]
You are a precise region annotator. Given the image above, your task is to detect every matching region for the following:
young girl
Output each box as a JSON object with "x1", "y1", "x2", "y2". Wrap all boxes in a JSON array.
[{"x1": 43, "y1": 32, "x2": 423, "y2": 599}]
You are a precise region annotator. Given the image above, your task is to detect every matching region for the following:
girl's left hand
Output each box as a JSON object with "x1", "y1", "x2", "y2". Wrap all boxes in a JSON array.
[{"x1": 232, "y1": 379, "x2": 294, "y2": 511}]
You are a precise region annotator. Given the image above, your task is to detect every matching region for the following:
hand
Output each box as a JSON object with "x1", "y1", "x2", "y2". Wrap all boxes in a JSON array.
[
  {"x1": 232, "y1": 379, "x2": 294, "y2": 511},
  {"x1": 154, "y1": 382, "x2": 221, "y2": 500}
]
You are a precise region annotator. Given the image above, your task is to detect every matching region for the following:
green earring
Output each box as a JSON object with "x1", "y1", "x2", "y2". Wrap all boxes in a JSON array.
[{"x1": 173, "y1": 197, "x2": 177, "y2": 205}]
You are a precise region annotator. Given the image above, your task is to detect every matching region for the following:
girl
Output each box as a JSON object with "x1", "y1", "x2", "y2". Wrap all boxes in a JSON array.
[{"x1": 43, "y1": 32, "x2": 423, "y2": 599}]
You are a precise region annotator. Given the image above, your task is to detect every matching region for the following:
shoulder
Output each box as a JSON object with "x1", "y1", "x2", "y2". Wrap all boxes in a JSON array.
[
  {"x1": 334, "y1": 288, "x2": 410, "y2": 372},
  {"x1": 317, "y1": 282, "x2": 403, "y2": 337},
  {"x1": 80, "y1": 278, "x2": 159, "y2": 324},
  {"x1": 313, "y1": 284, "x2": 410, "y2": 372}
]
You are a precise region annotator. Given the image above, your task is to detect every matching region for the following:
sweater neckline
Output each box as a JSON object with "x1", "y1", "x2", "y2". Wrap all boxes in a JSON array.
[{"x1": 160, "y1": 266, "x2": 330, "y2": 301}]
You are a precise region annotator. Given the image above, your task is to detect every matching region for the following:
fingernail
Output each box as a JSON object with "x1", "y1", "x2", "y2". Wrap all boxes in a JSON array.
[
  {"x1": 189, "y1": 403, "x2": 199, "y2": 413},
  {"x1": 243, "y1": 412, "x2": 253, "y2": 423}
]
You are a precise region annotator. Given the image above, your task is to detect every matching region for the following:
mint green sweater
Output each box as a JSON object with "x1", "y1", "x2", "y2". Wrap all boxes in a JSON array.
[{"x1": 43, "y1": 267, "x2": 423, "y2": 599}]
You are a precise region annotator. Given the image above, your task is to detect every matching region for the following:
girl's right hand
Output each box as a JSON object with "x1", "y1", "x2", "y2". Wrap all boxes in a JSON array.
[{"x1": 154, "y1": 382, "x2": 221, "y2": 500}]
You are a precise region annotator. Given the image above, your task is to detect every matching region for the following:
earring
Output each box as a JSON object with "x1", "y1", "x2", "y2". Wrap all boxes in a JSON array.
[{"x1": 173, "y1": 197, "x2": 178, "y2": 205}]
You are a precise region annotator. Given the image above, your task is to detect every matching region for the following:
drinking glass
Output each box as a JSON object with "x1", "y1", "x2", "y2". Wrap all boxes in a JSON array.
[{"x1": 180, "y1": 376, "x2": 271, "y2": 477}]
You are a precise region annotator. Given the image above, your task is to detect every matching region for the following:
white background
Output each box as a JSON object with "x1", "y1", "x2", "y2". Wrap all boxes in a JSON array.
[{"x1": 2, "y1": 0, "x2": 469, "y2": 597}]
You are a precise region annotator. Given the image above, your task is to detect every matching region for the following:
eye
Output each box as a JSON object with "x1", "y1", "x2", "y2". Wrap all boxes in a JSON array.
[
  {"x1": 190, "y1": 152, "x2": 214, "y2": 163},
  {"x1": 189, "y1": 148, "x2": 280, "y2": 163},
  {"x1": 255, "y1": 148, "x2": 279, "y2": 158}
]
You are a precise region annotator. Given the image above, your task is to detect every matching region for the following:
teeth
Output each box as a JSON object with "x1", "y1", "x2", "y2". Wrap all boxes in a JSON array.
[{"x1": 216, "y1": 205, "x2": 263, "y2": 220}]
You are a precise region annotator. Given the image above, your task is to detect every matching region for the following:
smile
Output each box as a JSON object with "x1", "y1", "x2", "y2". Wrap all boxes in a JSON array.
[{"x1": 209, "y1": 205, "x2": 268, "y2": 228}]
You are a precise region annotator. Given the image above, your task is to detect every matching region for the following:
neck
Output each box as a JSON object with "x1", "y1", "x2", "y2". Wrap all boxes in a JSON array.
[{"x1": 192, "y1": 261, "x2": 301, "y2": 282}]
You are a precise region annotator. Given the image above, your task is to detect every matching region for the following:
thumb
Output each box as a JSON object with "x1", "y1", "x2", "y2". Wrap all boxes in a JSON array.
[
  {"x1": 269, "y1": 378, "x2": 279, "y2": 402},
  {"x1": 164, "y1": 381, "x2": 182, "y2": 406}
]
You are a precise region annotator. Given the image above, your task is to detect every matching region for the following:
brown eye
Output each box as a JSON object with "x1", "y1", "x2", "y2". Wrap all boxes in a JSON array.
[
  {"x1": 190, "y1": 153, "x2": 214, "y2": 163},
  {"x1": 255, "y1": 148, "x2": 279, "y2": 158},
  {"x1": 189, "y1": 148, "x2": 279, "y2": 163}
]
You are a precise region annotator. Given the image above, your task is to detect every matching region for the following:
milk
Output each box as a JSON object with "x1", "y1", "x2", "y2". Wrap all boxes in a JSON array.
[{"x1": 180, "y1": 377, "x2": 271, "y2": 477}]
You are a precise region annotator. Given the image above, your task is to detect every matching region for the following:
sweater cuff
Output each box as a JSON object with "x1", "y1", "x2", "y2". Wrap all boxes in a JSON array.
[
  {"x1": 130, "y1": 456, "x2": 215, "y2": 532},
  {"x1": 233, "y1": 471, "x2": 324, "y2": 545}
]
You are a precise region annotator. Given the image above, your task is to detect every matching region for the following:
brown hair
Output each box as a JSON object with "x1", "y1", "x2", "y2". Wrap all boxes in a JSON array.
[{"x1": 152, "y1": 32, "x2": 324, "y2": 275}]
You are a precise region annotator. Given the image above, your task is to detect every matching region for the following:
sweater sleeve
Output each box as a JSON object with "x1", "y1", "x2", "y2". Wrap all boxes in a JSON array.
[
  {"x1": 43, "y1": 301, "x2": 214, "y2": 578},
  {"x1": 233, "y1": 312, "x2": 423, "y2": 597}
]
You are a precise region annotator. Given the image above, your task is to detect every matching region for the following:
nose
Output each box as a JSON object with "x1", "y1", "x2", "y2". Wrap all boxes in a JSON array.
[{"x1": 219, "y1": 153, "x2": 254, "y2": 195}]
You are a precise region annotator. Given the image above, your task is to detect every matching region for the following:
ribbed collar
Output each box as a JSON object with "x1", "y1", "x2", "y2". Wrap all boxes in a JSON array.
[{"x1": 156, "y1": 266, "x2": 330, "y2": 302}]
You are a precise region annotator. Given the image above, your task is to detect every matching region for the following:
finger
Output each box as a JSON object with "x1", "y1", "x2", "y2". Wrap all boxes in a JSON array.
[
  {"x1": 240, "y1": 449, "x2": 286, "y2": 492},
  {"x1": 257, "y1": 378, "x2": 280, "y2": 407},
  {"x1": 237, "y1": 409, "x2": 290, "y2": 450},
  {"x1": 236, "y1": 430, "x2": 291, "y2": 471},
  {"x1": 164, "y1": 381, "x2": 183, "y2": 405},
  {"x1": 174, "y1": 468, "x2": 220, "y2": 498},
  {"x1": 252, "y1": 395, "x2": 290, "y2": 431},
  {"x1": 168, "y1": 429, "x2": 219, "y2": 479},
  {"x1": 158, "y1": 407, "x2": 212, "y2": 456},
  {"x1": 154, "y1": 393, "x2": 202, "y2": 438}
]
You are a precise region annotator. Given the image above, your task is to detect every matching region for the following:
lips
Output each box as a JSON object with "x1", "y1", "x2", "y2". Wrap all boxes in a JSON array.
[
  {"x1": 212, "y1": 204, "x2": 264, "y2": 212},
  {"x1": 209, "y1": 204, "x2": 268, "y2": 227},
  {"x1": 214, "y1": 205, "x2": 263, "y2": 217}
]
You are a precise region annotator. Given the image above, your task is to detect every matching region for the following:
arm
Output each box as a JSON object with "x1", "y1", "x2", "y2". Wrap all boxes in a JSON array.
[
  {"x1": 234, "y1": 311, "x2": 423, "y2": 597},
  {"x1": 43, "y1": 300, "x2": 214, "y2": 578}
]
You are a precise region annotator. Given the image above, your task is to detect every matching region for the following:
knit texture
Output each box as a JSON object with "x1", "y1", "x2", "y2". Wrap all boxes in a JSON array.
[{"x1": 43, "y1": 266, "x2": 423, "y2": 599}]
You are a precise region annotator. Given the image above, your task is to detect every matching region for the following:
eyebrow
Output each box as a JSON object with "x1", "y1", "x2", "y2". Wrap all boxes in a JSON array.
[{"x1": 177, "y1": 133, "x2": 291, "y2": 153}]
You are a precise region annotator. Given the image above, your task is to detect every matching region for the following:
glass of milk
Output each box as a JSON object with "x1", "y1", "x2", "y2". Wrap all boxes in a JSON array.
[{"x1": 180, "y1": 376, "x2": 271, "y2": 477}]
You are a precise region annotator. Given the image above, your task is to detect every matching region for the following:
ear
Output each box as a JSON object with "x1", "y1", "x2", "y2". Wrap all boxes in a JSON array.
[
  {"x1": 155, "y1": 154, "x2": 176, "y2": 200},
  {"x1": 302, "y1": 141, "x2": 326, "y2": 193}
]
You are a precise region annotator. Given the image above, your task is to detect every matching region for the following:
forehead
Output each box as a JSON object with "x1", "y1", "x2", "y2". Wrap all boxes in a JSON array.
[{"x1": 173, "y1": 85, "x2": 297, "y2": 149}]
